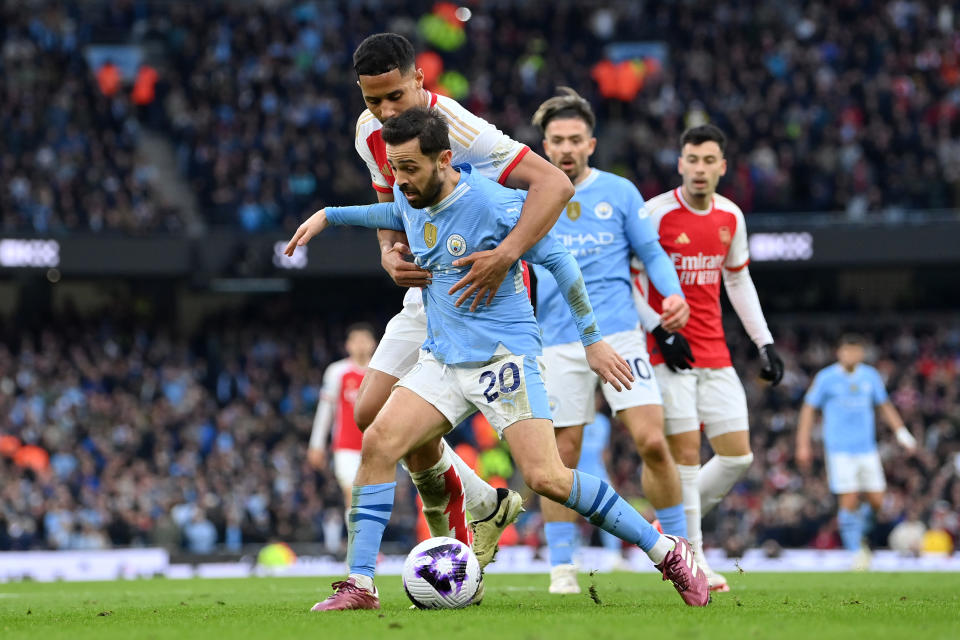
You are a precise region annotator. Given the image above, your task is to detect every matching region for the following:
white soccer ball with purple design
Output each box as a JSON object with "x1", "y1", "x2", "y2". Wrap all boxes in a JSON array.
[{"x1": 402, "y1": 536, "x2": 482, "y2": 609}]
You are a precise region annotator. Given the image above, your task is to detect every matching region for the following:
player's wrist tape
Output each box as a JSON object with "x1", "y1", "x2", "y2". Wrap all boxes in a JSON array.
[{"x1": 895, "y1": 427, "x2": 916, "y2": 448}]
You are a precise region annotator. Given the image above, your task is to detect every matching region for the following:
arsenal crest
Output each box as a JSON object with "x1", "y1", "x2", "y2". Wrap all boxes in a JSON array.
[
  {"x1": 424, "y1": 222, "x2": 438, "y2": 248},
  {"x1": 718, "y1": 226, "x2": 731, "y2": 246}
]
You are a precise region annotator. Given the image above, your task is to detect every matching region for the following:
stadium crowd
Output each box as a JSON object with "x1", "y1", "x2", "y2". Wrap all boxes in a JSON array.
[
  {"x1": 5, "y1": 1, "x2": 960, "y2": 233},
  {"x1": 1, "y1": 303, "x2": 957, "y2": 556},
  {"x1": 0, "y1": 3, "x2": 179, "y2": 233}
]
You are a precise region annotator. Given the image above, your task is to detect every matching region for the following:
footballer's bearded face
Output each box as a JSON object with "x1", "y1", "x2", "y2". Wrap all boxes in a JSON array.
[
  {"x1": 387, "y1": 140, "x2": 452, "y2": 209},
  {"x1": 678, "y1": 141, "x2": 727, "y2": 201},
  {"x1": 358, "y1": 67, "x2": 426, "y2": 122},
  {"x1": 542, "y1": 117, "x2": 596, "y2": 184}
]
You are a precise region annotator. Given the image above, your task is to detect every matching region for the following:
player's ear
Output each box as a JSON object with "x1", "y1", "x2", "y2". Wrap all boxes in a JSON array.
[
  {"x1": 437, "y1": 149, "x2": 453, "y2": 170},
  {"x1": 587, "y1": 136, "x2": 597, "y2": 156},
  {"x1": 414, "y1": 68, "x2": 424, "y2": 89},
  {"x1": 720, "y1": 157, "x2": 727, "y2": 177}
]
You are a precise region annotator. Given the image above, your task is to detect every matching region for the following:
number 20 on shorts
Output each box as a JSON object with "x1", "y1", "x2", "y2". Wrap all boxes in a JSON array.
[{"x1": 479, "y1": 361, "x2": 521, "y2": 402}]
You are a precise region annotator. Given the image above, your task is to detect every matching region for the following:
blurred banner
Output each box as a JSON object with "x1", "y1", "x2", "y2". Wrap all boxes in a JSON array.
[{"x1": 1, "y1": 221, "x2": 959, "y2": 278}]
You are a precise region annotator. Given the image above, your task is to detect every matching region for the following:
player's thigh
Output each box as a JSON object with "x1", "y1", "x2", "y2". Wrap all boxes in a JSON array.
[
  {"x1": 541, "y1": 341, "x2": 596, "y2": 428},
  {"x1": 708, "y1": 429, "x2": 751, "y2": 457},
  {"x1": 333, "y1": 449, "x2": 362, "y2": 488},
  {"x1": 363, "y1": 387, "x2": 450, "y2": 463},
  {"x1": 654, "y1": 364, "x2": 699, "y2": 436},
  {"x1": 836, "y1": 492, "x2": 860, "y2": 512},
  {"x1": 601, "y1": 330, "x2": 663, "y2": 416},
  {"x1": 699, "y1": 367, "x2": 749, "y2": 439},
  {"x1": 617, "y1": 403, "x2": 666, "y2": 453},
  {"x1": 354, "y1": 368, "x2": 401, "y2": 430}
]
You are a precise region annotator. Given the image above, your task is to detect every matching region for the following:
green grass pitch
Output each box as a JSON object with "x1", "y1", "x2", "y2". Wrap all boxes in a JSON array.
[{"x1": 1, "y1": 572, "x2": 958, "y2": 640}]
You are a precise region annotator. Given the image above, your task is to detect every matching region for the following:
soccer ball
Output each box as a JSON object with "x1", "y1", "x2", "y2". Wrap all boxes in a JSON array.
[{"x1": 402, "y1": 536, "x2": 482, "y2": 609}]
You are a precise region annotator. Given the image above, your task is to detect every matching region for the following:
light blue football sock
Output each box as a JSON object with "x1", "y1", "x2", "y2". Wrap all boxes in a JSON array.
[
  {"x1": 837, "y1": 508, "x2": 862, "y2": 552},
  {"x1": 858, "y1": 503, "x2": 875, "y2": 540},
  {"x1": 655, "y1": 503, "x2": 688, "y2": 538},
  {"x1": 564, "y1": 470, "x2": 661, "y2": 552},
  {"x1": 347, "y1": 482, "x2": 396, "y2": 578},
  {"x1": 544, "y1": 521, "x2": 578, "y2": 566}
]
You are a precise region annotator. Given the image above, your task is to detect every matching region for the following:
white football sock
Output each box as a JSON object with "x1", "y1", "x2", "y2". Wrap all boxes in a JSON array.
[
  {"x1": 348, "y1": 573, "x2": 375, "y2": 594},
  {"x1": 698, "y1": 453, "x2": 754, "y2": 516},
  {"x1": 446, "y1": 438, "x2": 499, "y2": 520},
  {"x1": 646, "y1": 535, "x2": 676, "y2": 564},
  {"x1": 408, "y1": 442, "x2": 467, "y2": 540},
  {"x1": 676, "y1": 464, "x2": 702, "y2": 553}
]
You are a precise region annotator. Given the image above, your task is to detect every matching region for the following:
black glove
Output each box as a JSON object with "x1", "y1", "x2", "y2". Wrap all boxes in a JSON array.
[
  {"x1": 758, "y1": 343, "x2": 784, "y2": 385},
  {"x1": 652, "y1": 326, "x2": 695, "y2": 372}
]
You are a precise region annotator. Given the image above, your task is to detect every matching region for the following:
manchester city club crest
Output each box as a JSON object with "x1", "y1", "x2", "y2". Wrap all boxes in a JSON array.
[
  {"x1": 566, "y1": 201, "x2": 581, "y2": 221},
  {"x1": 594, "y1": 202, "x2": 613, "y2": 219},
  {"x1": 424, "y1": 222, "x2": 438, "y2": 248},
  {"x1": 446, "y1": 233, "x2": 467, "y2": 256}
]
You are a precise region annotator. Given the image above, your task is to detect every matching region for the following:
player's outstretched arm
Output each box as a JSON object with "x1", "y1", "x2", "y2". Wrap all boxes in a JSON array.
[
  {"x1": 284, "y1": 203, "x2": 403, "y2": 256},
  {"x1": 449, "y1": 153, "x2": 572, "y2": 310},
  {"x1": 879, "y1": 401, "x2": 917, "y2": 453},
  {"x1": 722, "y1": 265, "x2": 783, "y2": 384},
  {"x1": 526, "y1": 238, "x2": 633, "y2": 391}
]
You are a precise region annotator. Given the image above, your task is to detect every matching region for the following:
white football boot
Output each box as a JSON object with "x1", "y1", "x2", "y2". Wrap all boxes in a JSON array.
[
  {"x1": 548, "y1": 563, "x2": 581, "y2": 594},
  {"x1": 851, "y1": 546, "x2": 872, "y2": 572},
  {"x1": 469, "y1": 488, "x2": 524, "y2": 570}
]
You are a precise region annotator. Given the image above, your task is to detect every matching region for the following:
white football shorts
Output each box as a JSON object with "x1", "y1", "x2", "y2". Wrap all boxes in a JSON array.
[
  {"x1": 542, "y1": 329, "x2": 662, "y2": 428},
  {"x1": 654, "y1": 364, "x2": 749, "y2": 437},
  {"x1": 332, "y1": 449, "x2": 362, "y2": 489},
  {"x1": 396, "y1": 349, "x2": 552, "y2": 437},
  {"x1": 368, "y1": 289, "x2": 427, "y2": 379},
  {"x1": 825, "y1": 450, "x2": 886, "y2": 494}
]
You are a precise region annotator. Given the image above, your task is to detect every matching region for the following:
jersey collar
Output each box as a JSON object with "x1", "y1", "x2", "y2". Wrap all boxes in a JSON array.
[
  {"x1": 574, "y1": 168, "x2": 599, "y2": 192},
  {"x1": 425, "y1": 168, "x2": 471, "y2": 216},
  {"x1": 675, "y1": 187, "x2": 713, "y2": 216}
]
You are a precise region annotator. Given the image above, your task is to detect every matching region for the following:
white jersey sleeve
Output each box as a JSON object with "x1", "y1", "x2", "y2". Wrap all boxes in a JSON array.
[
  {"x1": 354, "y1": 110, "x2": 392, "y2": 194},
  {"x1": 309, "y1": 359, "x2": 348, "y2": 450},
  {"x1": 433, "y1": 95, "x2": 529, "y2": 185},
  {"x1": 717, "y1": 195, "x2": 750, "y2": 270}
]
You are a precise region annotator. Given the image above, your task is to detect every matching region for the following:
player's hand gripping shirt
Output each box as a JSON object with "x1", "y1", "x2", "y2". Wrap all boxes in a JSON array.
[
  {"x1": 804, "y1": 363, "x2": 889, "y2": 454},
  {"x1": 355, "y1": 92, "x2": 529, "y2": 194},
  {"x1": 327, "y1": 165, "x2": 600, "y2": 364},
  {"x1": 532, "y1": 169, "x2": 682, "y2": 347},
  {"x1": 632, "y1": 188, "x2": 752, "y2": 369}
]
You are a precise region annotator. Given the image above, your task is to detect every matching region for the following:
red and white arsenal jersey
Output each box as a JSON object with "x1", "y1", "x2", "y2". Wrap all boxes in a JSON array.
[
  {"x1": 354, "y1": 91, "x2": 529, "y2": 194},
  {"x1": 632, "y1": 188, "x2": 750, "y2": 369},
  {"x1": 321, "y1": 358, "x2": 367, "y2": 452}
]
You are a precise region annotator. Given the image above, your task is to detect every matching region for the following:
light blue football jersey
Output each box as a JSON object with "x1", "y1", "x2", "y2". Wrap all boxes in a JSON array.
[
  {"x1": 326, "y1": 165, "x2": 600, "y2": 365},
  {"x1": 804, "y1": 363, "x2": 890, "y2": 454},
  {"x1": 532, "y1": 169, "x2": 677, "y2": 346}
]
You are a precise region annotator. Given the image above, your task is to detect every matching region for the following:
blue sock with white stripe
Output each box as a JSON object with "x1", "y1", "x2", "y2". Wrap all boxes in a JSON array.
[
  {"x1": 544, "y1": 521, "x2": 578, "y2": 566},
  {"x1": 564, "y1": 470, "x2": 661, "y2": 553},
  {"x1": 838, "y1": 508, "x2": 862, "y2": 552},
  {"x1": 347, "y1": 482, "x2": 396, "y2": 578},
  {"x1": 654, "y1": 503, "x2": 688, "y2": 538}
]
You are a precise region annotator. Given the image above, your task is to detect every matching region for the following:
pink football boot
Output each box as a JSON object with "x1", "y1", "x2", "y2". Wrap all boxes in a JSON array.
[
  {"x1": 310, "y1": 578, "x2": 380, "y2": 612},
  {"x1": 654, "y1": 535, "x2": 710, "y2": 607}
]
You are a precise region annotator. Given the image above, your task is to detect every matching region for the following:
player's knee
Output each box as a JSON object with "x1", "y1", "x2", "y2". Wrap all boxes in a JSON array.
[
  {"x1": 634, "y1": 430, "x2": 671, "y2": 466},
  {"x1": 522, "y1": 466, "x2": 567, "y2": 502},
  {"x1": 359, "y1": 424, "x2": 401, "y2": 469}
]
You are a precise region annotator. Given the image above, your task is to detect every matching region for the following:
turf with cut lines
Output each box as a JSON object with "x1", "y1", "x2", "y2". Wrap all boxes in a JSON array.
[{"x1": 1, "y1": 572, "x2": 957, "y2": 640}]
